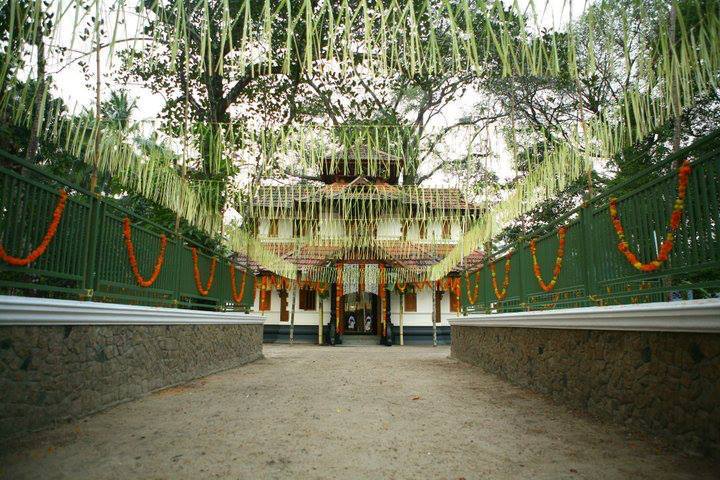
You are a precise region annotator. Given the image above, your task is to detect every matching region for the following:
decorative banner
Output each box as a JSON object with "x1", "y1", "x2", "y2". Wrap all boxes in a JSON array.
[
  {"x1": 3, "y1": 0, "x2": 720, "y2": 286},
  {"x1": 365, "y1": 264, "x2": 379, "y2": 295},
  {"x1": 343, "y1": 264, "x2": 360, "y2": 296}
]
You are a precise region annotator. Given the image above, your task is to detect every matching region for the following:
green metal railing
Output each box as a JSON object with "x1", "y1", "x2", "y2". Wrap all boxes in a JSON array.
[
  {"x1": 461, "y1": 130, "x2": 720, "y2": 313},
  {"x1": 0, "y1": 150, "x2": 255, "y2": 311}
]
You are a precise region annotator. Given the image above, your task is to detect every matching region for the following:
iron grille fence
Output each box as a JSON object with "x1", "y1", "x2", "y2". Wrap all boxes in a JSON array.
[
  {"x1": 0, "y1": 150, "x2": 255, "y2": 311},
  {"x1": 461, "y1": 130, "x2": 720, "y2": 313}
]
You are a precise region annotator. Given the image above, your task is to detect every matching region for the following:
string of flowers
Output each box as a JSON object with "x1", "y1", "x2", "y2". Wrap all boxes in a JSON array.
[
  {"x1": 191, "y1": 247, "x2": 217, "y2": 296},
  {"x1": 464, "y1": 271, "x2": 481, "y2": 304},
  {"x1": 229, "y1": 266, "x2": 250, "y2": 303},
  {"x1": 609, "y1": 160, "x2": 692, "y2": 272},
  {"x1": 529, "y1": 226, "x2": 567, "y2": 292},
  {"x1": 490, "y1": 254, "x2": 512, "y2": 300},
  {"x1": 0, "y1": 189, "x2": 68, "y2": 266},
  {"x1": 314, "y1": 282, "x2": 329, "y2": 295},
  {"x1": 122, "y1": 217, "x2": 167, "y2": 287},
  {"x1": 336, "y1": 264, "x2": 344, "y2": 335}
]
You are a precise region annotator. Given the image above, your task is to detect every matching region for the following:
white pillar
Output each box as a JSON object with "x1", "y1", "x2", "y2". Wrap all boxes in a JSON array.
[
  {"x1": 399, "y1": 292, "x2": 404, "y2": 346},
  {"x1": 318, "y1": 296, "x2": 324, "y2": 345}
]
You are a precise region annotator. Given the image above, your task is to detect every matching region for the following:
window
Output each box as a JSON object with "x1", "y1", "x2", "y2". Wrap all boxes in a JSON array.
[
  {"x1": 442, "y1": 220, "x2": 451, "y2": 239},
  {"x1": 418, "y1": 220, "x2": 427, "y2": 239},
  {"x1": 294, "y1": 220, "x2": 316, "y2": 237},
  {"x1": 268, "y1": 219, "x2": 279, "y2": 237},
  {"x1": 404, "y1": 292, "x2": 417, "y2": 312},
  {"x1": 259, "y1": 289, "x2": 272, "y2": 311},
  {"x1": 449, "y1": 290, "x2": 460, "y2": 312},
  {"x1": 299, "y1": 288, "x2": 317, "y2": 311}
]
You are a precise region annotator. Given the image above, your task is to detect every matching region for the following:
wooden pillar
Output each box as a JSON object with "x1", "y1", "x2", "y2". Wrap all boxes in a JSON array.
[
  {"x1": 380, "y1": 290, "x2": 386, "y2": 341},
  {"x1": 335, "y1": 264, "x2": 343, "y2": 341},
  {"x1": 329, "y1": 282, "x2": 336, "y2": 345},
  {"x1": 386, "y1": 286, "x2": 392, "y2": 345}
]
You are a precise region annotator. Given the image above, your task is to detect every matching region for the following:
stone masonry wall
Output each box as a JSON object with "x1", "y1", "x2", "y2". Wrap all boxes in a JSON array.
[
  {"x1": 0, "y1": 323, "x2": 263, "y2": 439},
  {"x1": 451, "y1": 326, "x2": 720, "y2": 457}
]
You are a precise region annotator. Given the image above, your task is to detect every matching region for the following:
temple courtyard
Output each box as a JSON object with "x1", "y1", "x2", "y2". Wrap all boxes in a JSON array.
[{"x1": 0, "y1": 344, "x2": 716, "y2": 479}]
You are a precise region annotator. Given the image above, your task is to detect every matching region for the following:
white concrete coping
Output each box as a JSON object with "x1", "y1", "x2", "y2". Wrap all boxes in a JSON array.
[
  {"x1": 0, "y1": 295, "x2": 264, "y2": 326},
  {"x1": 449, "y1": 298, "x2": 720, "y2": 333}
]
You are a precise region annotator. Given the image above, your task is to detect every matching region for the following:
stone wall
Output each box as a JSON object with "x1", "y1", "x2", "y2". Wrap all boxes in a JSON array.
[
  {"x1": 451, "y1": 326, "x2": 720, "y2": 457},
  {"x1": 0, "y1": 323, "x2": 263, "y2": 439}
]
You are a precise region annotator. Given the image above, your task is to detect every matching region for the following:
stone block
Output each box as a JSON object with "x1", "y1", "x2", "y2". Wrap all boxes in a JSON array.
[
  {"x1": 452, "y1": 325, "x2": 720, "y2": 459},
  {"x1": 0, "y1": 323, "x2": 262, "y2": 440}
]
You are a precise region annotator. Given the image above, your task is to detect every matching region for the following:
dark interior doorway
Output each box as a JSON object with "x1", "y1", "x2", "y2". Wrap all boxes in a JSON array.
[{"x1": 342, "y1": 292, "x2": 378, "y2": 335}]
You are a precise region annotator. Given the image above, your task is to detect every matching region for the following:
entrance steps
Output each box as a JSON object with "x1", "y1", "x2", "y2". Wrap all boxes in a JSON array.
[{"x1": 341, "y1": 335, "x2": 380, "y2": 346}]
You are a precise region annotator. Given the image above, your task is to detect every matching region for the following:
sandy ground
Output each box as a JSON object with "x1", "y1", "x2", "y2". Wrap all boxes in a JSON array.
[{"x1": 1, "y1": 344, "x2": 718, "y2": 480}]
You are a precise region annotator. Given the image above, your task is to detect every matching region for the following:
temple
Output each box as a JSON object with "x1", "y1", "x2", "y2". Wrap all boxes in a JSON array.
[{"x1": 249, "y1": 146, "x2": 484, "y2": 344}]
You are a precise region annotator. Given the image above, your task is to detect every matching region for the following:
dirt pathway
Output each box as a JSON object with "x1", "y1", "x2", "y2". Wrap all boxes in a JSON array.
[{"x1": 1, "y1": 345, "x2": 717, "y2": 479}]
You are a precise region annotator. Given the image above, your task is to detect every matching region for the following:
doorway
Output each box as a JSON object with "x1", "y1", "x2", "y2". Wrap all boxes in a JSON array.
[{"x1": 342, "y1": 292, "x2": 378, "y2": 335}]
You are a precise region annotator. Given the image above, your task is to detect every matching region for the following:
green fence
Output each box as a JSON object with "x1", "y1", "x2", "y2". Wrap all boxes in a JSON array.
[
  {"x1": 0, "y1": 150, "x2": 255, "y2": 311},
  {"x1": 461, "y1": 131, "x2": 720, "y2": 313}
]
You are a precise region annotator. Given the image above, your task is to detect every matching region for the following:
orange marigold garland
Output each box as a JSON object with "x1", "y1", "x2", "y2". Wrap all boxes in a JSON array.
[
  {"x1": 314, "y1": 282, "x2": 329, "y2": 295},
  {"x1": 122, "y1": 217, "x2": 167, "y2": 287},
  {"x1": 229, "y1": 265, "x2": 248, "y2": 303},
  {"x1": 609, "y1": 159, "x2": 692, "y2": 272},
  {"x1": 191, "y1": 247, "x2": 217, "y2": 296},
  {"x1": 0, "y1": 189, "x2": 68, "y2": 266},
  {"x1": 490, "y1": 254, "x2": 512, "y2": 300},
  {"x1": 529, "y1": 226, "x2": 567, "y2": 292},
  {"x1": 464, "y1": 271, "x2": 481, "y2": 304}
]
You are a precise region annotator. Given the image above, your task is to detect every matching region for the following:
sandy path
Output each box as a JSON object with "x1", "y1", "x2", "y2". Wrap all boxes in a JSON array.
[{"x1": 1, "y1": 344, "x2": 717, "y2": 479}]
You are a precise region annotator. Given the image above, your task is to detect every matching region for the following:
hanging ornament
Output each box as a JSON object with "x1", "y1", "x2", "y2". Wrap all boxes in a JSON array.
[
  {"x1": 0, "y1": 189, "x2": 68, "y2": 266},
  {"x1": 122, "y1": 218, "x2": 167, "y2": 288},
  {"x1": 609, "y1": 160, "x2": 691, "y2": 272},
  {"x1": 530, "y1": 226, "x2": 567, "y2": 292}
]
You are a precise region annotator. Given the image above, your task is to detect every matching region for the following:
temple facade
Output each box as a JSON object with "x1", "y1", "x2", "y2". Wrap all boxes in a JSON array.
[{"x1": 248, "y1": 148, "x2": 484, "y2": 345}]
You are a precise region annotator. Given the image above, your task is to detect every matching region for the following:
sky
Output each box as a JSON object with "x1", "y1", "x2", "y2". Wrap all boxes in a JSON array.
[{"x1": 43, "y1": 0, "x2": 590, "y2": 189}]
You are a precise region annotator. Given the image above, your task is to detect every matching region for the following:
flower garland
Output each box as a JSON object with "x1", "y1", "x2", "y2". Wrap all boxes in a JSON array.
[
  {"x1": 122, "y1": 217, "x2": 167, "y2": 287},
  {"x1": 191, "y1": 247, "x2": 217, "y2": 296},
  {"x1": 314, "y1": 282, "x2": 329, "y2": 295},
  {"x1": 437, "y1": 277, "x2": 461, "y2": 297},
  {"x1": 464, "y1": 271, "x2": 481, "y2": 304},
  {"x1": 489, "y1": 254, "x2": 512, "y2": 300},
  {"x1": 609, "y1": 160, "x2": 692, "y2": 272},
  {"x1": 336, "y1": 264, "x2": 344, "y2": 335},
  {"x1": 529, "y1": 226, "x2": 567, "y2": 292},
  {"x1": 0, "y1": 189, "x2": 68, "y2": 266},
  {"x1": 229, "y1": 266, "x2": 248, "y2": 303}
]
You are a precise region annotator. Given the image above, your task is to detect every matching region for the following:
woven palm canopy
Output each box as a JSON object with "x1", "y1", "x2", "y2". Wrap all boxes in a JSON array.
[{"x1": 2, "y1": 0, "x2": 719, "y2": 283}]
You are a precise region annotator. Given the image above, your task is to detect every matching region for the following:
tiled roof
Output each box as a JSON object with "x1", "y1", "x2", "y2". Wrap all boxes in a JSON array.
[{"x1": 258, "y1": 240, "x2": 485, "y2": 272}]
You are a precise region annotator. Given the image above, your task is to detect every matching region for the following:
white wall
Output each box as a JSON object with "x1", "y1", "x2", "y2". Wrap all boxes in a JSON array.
[
  {"x1": 389, "y1": 289, "x2": 460, "y2": 326},
  {"x1": 259, "y1": 218, "x2": 461, "y2": 243},
  {"x1": 255, "y1": 288, "x2": 460, "y2": 326},
  {"x1": 259, "y1": 219, "x2": 293, "y2": 240},
  {"x1": 253, "y1": 288, "x2": 331, "y2": 326}
]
